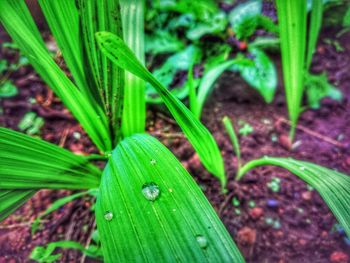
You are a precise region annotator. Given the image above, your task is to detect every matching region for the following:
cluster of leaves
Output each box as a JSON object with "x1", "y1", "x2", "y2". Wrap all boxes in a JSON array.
[
  {"x1": 0, "y1": 1, "x2": 350, "y2": 262},
  {"x1": 144, "y1": 0, "x2": 279, "y2": 119}
]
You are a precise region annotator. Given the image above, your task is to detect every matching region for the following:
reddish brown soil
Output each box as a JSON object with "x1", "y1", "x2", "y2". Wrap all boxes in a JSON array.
[{"x1": 1, "y1": 21, "x2": 350, "y2": 263}]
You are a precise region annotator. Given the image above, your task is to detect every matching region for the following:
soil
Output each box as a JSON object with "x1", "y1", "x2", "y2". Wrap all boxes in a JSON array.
[{"x1": 1, "y1": 10, "x2": 350, "y2": 263}]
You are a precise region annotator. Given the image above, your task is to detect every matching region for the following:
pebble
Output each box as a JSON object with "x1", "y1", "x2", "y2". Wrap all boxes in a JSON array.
[
  {"x1": 237, "y1": 227, "x2": 257, "y2": 246},
  {"x1": 278, "y1": 134, "x2": 292, "y2": 150},
  {"x1": 249, "y1": 207, "x2": 264, "y2": 220},
  {"x1": 267, "y1": 199, "x2": 279, "y2": 208},
  {"x1": 301, "y1": 191, "x2": 312, "y2": 201},
  {"x1": 330, "y1": 251, "x2": 349, "y2": 263}
]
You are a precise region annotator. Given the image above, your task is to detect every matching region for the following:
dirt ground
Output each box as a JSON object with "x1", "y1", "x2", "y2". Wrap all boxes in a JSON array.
[{"x1": 1, "y1": 10, "x2": 350, "y2": 263}]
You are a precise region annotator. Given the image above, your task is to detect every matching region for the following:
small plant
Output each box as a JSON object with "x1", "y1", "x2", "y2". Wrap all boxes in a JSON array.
[{"x1": 1, "y1": 1, "x2": 349, "y2": 262}]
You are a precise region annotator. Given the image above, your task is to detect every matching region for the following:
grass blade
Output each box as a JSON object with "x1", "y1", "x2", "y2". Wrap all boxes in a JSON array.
[
  {"x1": 0, "y1": 0, "x2": 112, "y2": 152},
  {"x1": 95, "y1": 32, "x2": 226, "y2": 187},
  {"x1": 237, "y1": 157, "x2": 350, "y2": 238},
  {"x1": 78, "y1": 0, "x2": 124, "y2": 143},
  {"x1": 95, "y1": 134, "x2": 244, "y2": 262},
  {"x1": 276, "y1": 0, "x2": 307, "y2": 140},
  {"x1": 120, "y1": 0, "x2": 146, "y2": 137},
  {"x1": 306, "y1": 0, "x2": 323, "y2": 70},
  {"x1": 222, "y1": 116, "x2": 241, "y2": 171},
  {"x1": 0, "y1": 190, "x2": 36, "y2": 222},
  {"x1": 196, "y1": 59, "x2": 237, "y2": 119},
  {"x1": 0, "y1": 128, "x2": 101, "y2": 189}
]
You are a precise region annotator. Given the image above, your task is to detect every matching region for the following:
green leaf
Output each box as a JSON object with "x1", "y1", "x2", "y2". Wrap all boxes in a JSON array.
[
  {"x1": 343, "y1": 5, "x2": 350, "y2": 27},
  {"x1": 0, "y1": 0, "x2": 111, "y2": 152},
  {"x1": 0, "y1": 81, "x2": 18, "y2": 98},
  {"x1": 145, "y1": 31, "x2": 184, "y2": 55},
  {"x1": 78, "y1": 0, "x2": 124, "y2": 144},
  {"x1": 146, "y1": 45, "x2": 200, "y2": 103},
  {"x1": 18, "y1": 112, "x2": 44, "y2": 135},
  {"x1": 0, "y1": 189, "x2": 36, "y2": 222},
  {"x1": 305, "y1": 72, "x2": 342, "y2": 109},
  {"x1": 120, "y1": 0, "x2": 146, "y2": 137},
  {"x1": 228, "y1": 0, "x2": 262, "y2": 39},
  {"x1": 233, "y1": 48, "x2": 277, "y2": 103},
  {"x1": 276, "y1": 0, "x2": 307, "y2": 140},
  {"x1": 95, "y1": 134, "x2": 244, "y2": 262},
  {"x1": 38, "y1": 0, "x2": 91, "y2": 105},
  {"x1": 31, "y1": 189, "x2": 98, "y2": 235},
  {"x1": 222, "y1": 116, "x2": 241, "y2": 169},
  {"x1": 0, "y1": 127, "x2": 101, "y2": 190},
  {"x1": 196, "y1": 59, "x2": 237, "y2": 119},
  {"x1": 30, "y1": 240, "x2": 97, "y2": 263},
  {"x1": 95, "y1": 31, "x2": 226, "y2": 187},
  {"x1": 186, "y1": 12, "x2": 228, "y2": 41},
  {"x1": 237, "y1": 157, "x2": 350, "y2": 238},
  {"x1": 306, "y1": 0, "x2": 323, "y2": 70}
]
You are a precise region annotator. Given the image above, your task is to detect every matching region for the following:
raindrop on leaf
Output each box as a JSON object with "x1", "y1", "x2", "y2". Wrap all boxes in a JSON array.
[
  {"x1": 142, "y1": 182, "x2": 160, "y2": 201},
  {"x1": 150, "y1": 159, "x2": 157, "y2": 165},
  {"x1": 196, "y1": 235, "x2": 208, "y2": 249},
  {"x1": 104, "y1": 211, "x2": 113, "y2": 221}
]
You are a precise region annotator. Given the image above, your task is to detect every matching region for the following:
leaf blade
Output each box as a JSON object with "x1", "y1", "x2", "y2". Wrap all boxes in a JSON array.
[
  {"x1": 95, "y1": 32, "x2": 226, "y2": 187},
  {"x1": 238, "y1": 157, "x2": 350, "y2": 238},
  {"x1": 96, "y1": 134, "x2": 244, "y2": 262}
]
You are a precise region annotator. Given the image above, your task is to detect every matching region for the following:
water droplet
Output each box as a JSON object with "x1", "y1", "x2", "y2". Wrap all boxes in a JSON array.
[
  {"x1": 172, "y1": 208, "x2": 176, "y2": 212},
  {"x1": 168, "y1": 188, "x2": 173, "y2": 193},
  {"x1": 142, "y1": 182, "x2": 160, "y2": 201},
  {"x1": 155, "y1": 149, "x2": 159, "y2": 153},
  {"x1": 150, "y1": 159, "x2": 157, "y2": 165},
  {"x1": 196, "y1": 235, "x2": 208, "y2": 249},
  {"x1": 104, "y1": 211, "x2": 113, "y2": 221},
  {"x1": 299, "y1": 166, "x2": 305, "y2": 171}
]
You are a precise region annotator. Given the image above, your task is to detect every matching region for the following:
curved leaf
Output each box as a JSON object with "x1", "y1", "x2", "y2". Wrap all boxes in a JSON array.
[
  {"x1": 0, "y1": 189, "x2": 36, "y2": 222},
  {"x1": 0, "y1": 0, "x2": 111, "y2": 152},
  {"x1": 95, "y1": 31, "x2": 226, "y2": 187},
  {"x1": 95, "y1": 134, "x2": 244, "y2": 262},
  {"x1": 196, "y1": 59, "x2": 237, "y2": 119},
  {"x1": 0, "y1": 128, "x2": 101, "y2": 189},
  {"x1": 237, "y1": 157, "x2": 350, "y2": 238}
]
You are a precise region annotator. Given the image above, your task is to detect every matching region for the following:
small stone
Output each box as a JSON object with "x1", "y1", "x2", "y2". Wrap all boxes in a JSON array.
[
  {"x1": 237, "y1": 227, "x2": 256, "y2": 246},
  {"x1": 301, "y1": 191, "x2": 312, "y2": 201},
  {"x1": 279, "y1": 134, "x2": 292, "y2": 150},
  {"x1": 299, "y1": 239, "x2": 307, "y2": 246},
  {"x1": 330, "y1": 251, "x2": 349, "y2": 263},
  {"x1": 321, "y1": 231, "x2": 328, "y2": 238},
  {"x1": 249, "y1": 207, "x2": 264, "y2": 220},
  {"x1": 267, "y1": 199, "x2": 279, "y2": 208}
]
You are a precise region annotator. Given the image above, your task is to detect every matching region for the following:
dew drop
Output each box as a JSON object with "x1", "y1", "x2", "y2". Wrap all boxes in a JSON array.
[
  {"x1": 150, "y1": 159, "x2": 157, "y2": 165},
  {"x1": 299, "y1": 166, "x2": 305, "y2": 171},
  {"x1": 104, "y1": 211, "x2": 113, "y2": 221},
  {"x1": 196, "y1": 235, "x2": 208, "y2": 249},
  {"x1": 142, "y1": 182, "x2": 160, "y2": 201}
]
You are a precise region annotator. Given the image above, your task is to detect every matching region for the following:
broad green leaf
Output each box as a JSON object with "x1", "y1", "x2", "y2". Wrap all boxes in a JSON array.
[
  {"x1": 96, "y1": 32, "x2": 226, "y2": 187},
  {"x1": 305, "y1": 72, "x2": 342, "y2": 109},
  {"x1": 237, "y1": 157, "x2": 350, "y2": 238},
  {"x1": 249, "y1": 37, "x2": 280, "y2": 51},
  {"x1": 78, "y1": 0, "x2": 124, "y2": 143},
  {"x1": 95, "y1": 134, "x2": 244, "y2": 262},
  {"x1": 306, "y1": 0, "x2": 323, "y2": 70},
  {"x1": 0, "y1": 127, "x2": 101, "y2": 190},
  {"x1": 186, "y1": 12, "x2": 228, "y2": 41},
  {"x1": 145, "y1": 31, "x2": 184, "y2": 55},
  {"x1": 0, "y1": 189, "x2": 36, "y2": 222},
  {"x1": 276, "y1": 0, "x2": 307, "y2": 140},
  {"x1": 228, "y1": 0, "x2": 262, "y2": 39},
  {"x1": 0, "y1": 81, "x2": 18, "y2": 98},
  {"x1": 120, "y1": 0, "x2": 146, "y2": 137},
  {"x1": 0, "y1": 0, "x2": 111, "y2": 152},
  {"x1": 343, "y1": 6, "x2": 350, "y2": 27},
  {"x1": 257, "y1": 15, "x2": 279, "y2": 34},
  {"x1": 233, "y1": 48, "x2": 277, "y2": 103},
  {"x1": 146, "y1": 45, "x2": 200, "y2": 103}
]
